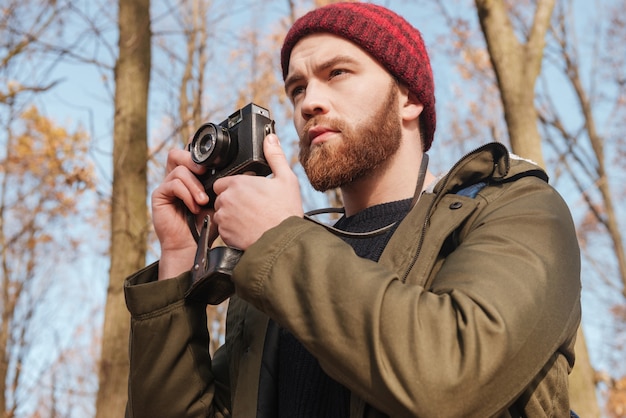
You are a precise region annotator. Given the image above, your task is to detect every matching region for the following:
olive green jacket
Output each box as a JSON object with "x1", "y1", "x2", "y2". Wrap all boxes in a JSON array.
[{"x1": 125, "y1": 142, "x2": 581, "y2": 417}]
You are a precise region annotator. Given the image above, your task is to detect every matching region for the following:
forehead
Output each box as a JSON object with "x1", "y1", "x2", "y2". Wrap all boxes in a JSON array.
[{"x1": 286, "y1": 33, "x2": 383, "y2": 76}]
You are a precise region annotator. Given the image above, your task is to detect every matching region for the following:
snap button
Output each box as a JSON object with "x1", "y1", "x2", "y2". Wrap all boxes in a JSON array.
[{"x1": 449, "y1": 201, "x2": 463, "y2": 210}]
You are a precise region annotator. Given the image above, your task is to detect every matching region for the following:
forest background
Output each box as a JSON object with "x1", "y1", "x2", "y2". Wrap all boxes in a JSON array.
[{"x1": 1, "y1": 0, "x2": 625, "y2": 416}]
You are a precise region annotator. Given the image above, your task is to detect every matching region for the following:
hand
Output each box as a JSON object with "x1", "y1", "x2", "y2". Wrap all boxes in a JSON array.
[
  {"x1": 152, "y1": 148, "x2": 211, "y2": 280},
  {"x1": 212, "y1": 134, "x2": 303, "y2": 250}
]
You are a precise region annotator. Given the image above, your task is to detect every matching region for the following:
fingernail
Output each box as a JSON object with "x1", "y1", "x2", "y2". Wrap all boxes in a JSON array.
[{"x1": 267, "y1": 134, "x2": 279, "y2": 146}]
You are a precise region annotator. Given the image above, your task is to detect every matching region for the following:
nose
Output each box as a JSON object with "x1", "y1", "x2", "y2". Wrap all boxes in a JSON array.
[{"x1": 300, "y1": 81, "x2": 329, "y2": 121}]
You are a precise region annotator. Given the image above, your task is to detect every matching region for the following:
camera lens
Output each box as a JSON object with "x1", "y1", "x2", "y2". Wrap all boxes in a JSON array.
[
  {"x1": 198, "y1": 134, "x2": 214, "y2": 155},
  {"x1": 190, "y1": 123, "x2": 234, "y2": 168}
]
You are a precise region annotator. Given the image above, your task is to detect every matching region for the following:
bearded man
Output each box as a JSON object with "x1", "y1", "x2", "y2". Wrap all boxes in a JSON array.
[{"x1": 124, "y1": 3, "x2": 581, "y2": 417}]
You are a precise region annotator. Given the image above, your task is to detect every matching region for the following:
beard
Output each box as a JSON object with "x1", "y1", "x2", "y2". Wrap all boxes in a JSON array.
[{"x1": 298, "y1": 82, "x2": 402, "y2": 192}]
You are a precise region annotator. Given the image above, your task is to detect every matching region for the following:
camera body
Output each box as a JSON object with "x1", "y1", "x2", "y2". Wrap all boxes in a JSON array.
[{"x1": 189, "y1": 103, "x2": 274, "y2": 207}]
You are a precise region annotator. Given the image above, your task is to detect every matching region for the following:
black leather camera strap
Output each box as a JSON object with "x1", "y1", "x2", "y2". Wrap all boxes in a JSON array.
[{"x1": 186, "y1": 215, "x2": 240, "y2": 304}]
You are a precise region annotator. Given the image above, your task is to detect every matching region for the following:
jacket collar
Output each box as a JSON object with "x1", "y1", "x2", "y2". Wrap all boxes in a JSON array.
[{"x1": 433, "y1": 142, "x2": 510, "y2": 196}]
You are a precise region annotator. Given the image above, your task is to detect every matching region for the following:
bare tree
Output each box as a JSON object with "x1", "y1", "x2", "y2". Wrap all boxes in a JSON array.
[
  {"x1": 0, "y1": 106, "x2": 96, "y2": 416},
  {"x1": 474, "y1": 0, "x2": 600, "y2": 415},
  {"x1": 539, "y1": 0, "x2": 626, "y2": 296},
  {"x1": 96, "y1": 0, "x2": 151, "y2": 415},
  {"x1": 177, "y1": 0, "x2": 210, "y2": 146},
  {"x1": 537, "y1": 3, "x2": 626, "y2": 414},
  {"x1": 0, "y1": 1, "x2": 103, "y2": 416},
  {"x1": 474, "y1": 0, "x2": 554, "y2": 167}
]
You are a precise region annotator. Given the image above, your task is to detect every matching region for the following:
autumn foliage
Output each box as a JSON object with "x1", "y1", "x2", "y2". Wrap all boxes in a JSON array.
[{"x1": 0, "y1": 105, "x2": 96, "y2": 416}]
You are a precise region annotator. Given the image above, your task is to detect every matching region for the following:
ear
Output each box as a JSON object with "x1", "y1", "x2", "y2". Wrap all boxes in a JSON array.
[{"x1": 399, "y1": 85, "x2": 424, "y2": 122}]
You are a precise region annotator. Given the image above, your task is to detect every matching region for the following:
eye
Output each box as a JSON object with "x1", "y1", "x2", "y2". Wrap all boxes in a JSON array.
[
  {"x1": 290, "y1": 85, "x2": 305, "y2": 100},
  {"x1": 329, "y1": 68, "x2": 347, "y2": 79}
]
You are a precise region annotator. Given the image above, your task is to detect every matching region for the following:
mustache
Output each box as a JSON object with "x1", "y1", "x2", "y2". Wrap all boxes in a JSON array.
[{"x1": 299, "y1": 116, "x2": 347, "y2": 145}]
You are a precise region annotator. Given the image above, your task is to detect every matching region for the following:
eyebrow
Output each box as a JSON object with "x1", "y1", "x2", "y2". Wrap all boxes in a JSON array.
[{"x1": 284, "y1": 54, "x2": 360, "y2": 93}]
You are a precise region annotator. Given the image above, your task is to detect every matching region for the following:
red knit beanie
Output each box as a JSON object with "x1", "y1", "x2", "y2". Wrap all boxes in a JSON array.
[{"x1": 281, "y1": 2, "x2": 436, "y2": 151}]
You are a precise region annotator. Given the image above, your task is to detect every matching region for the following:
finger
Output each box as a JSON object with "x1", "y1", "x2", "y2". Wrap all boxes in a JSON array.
[
  {"x1": 153, "y1": 178, "x2": 200, "y2": 215},
  {"x1": 165, "y1": 148, "x2": 207, "y2": 176},
  {"x1": 159, "y1": 166, "x2": 210, "y2": 211},
  {"x1": 263, "y1": 134, "x2": 292, "y2": 178}
]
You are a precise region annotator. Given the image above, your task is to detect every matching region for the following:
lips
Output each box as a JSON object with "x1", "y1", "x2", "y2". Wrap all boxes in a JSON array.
[{"x1": 307, "y1": 126, "x2": 339, "y2": 145}]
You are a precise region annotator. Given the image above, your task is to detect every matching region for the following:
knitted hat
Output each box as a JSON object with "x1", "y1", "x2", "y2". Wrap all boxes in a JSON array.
[{"x1": 281, "y1": 2, "x2": 436, "y2": 151}]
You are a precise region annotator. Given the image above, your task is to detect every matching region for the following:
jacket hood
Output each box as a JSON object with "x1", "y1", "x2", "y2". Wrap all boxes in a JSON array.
[{"x1": 433, "y1": 142, "x2": 548, "y2": 196}]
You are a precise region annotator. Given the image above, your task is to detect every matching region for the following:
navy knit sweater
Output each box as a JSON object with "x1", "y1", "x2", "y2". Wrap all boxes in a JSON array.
[{"x1": 277, "y1": 198, "x2": 412, "y2": 417}]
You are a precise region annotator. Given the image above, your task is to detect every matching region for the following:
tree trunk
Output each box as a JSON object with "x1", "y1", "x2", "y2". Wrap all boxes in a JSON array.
[
  {"x1": 570, "y1": 327, "x2": 601, "y2": 417},
  {"x1": 474, "y1": 0, "x2": 600, "y2": 414},
  {"x1": 96, "y1": 0, "x2": 151, "y2": 416},
  {"x1": 475, "y1": 0, "x2": 553, "y2": 167}
]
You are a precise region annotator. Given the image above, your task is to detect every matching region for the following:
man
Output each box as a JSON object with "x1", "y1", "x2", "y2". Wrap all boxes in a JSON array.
[{"x1": 125, "y1": 3, "x2": 581, "y2": 417}]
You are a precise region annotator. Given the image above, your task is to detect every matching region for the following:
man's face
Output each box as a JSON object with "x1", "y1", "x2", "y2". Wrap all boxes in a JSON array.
[{"x1": 284, "y1": 34, "x2": 403, "y2": 192}]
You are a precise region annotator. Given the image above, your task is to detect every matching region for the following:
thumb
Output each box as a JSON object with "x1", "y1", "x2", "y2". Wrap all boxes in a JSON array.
[{"x1": 263, "y1": 134, "x2": 291, "y2": 178}]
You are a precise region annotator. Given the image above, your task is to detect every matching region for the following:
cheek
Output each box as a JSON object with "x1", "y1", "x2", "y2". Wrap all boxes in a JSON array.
[{"x1": 293, "y1": 112, "x2": 306, "y2": 137}]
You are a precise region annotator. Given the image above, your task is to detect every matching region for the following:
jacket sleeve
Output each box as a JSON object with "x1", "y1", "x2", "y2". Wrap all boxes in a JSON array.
[
  {"x1": 124, "y1": 262, "x2": 231, "y2": 418},
  {"x1": 231, "y1": 176, "x2": 581, "y2": 417}
]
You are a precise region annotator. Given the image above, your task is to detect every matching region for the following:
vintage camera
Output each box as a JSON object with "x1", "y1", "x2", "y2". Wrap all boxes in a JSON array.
[
  {"x1": 189, "y1": 103, "x2": 274, "y2": 207},
  {"x1": 185, "y1": 103, "x2": 275, "y2": 305}
]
